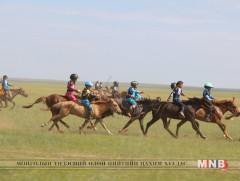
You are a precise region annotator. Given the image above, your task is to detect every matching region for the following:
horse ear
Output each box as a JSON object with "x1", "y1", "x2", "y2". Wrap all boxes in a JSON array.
[{"x1": 232, "y1": 97, "x2": 235, "y2": 102}]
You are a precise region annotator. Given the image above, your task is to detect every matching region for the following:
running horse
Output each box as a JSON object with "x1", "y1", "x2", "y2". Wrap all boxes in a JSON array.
[
  {"x1": 23, "y1": 94, "x2": 115, "y2": 134},
  {"x1": 93, "y1": 92, "x2": 162, "y2": 135},
  {"x1": 41, "y1": 99, "x2": 122, "y2": 134},
  {"x1": 144, "y1": 98, "x2": 207, "y2": 139},
  {"x1": 0, "y1": 88, "x2": 28, "y2": 110},
  {"x1": 173, "y1": 98, "x2": 239, "y2": 140},
  {"x1": 22, "y1": 94, "x2": 72, "y2": 130}
]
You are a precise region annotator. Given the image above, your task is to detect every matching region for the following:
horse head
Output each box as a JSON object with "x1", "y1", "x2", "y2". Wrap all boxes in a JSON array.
[
  {"x1": 229, "y1": 97, "x2": 239, "y2": 114},
  {"x1": 19, "y1": 88, "x2": 28, "y2": 97},
  {"x1": 109, "y1": 98, "x2": 122, "y2": 114},
  {"x1": 215, "y1": 97, "x2": 239, "y2": 114}
]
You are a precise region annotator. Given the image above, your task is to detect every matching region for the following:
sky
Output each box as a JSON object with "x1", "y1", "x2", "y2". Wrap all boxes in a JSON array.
[{"x1": 0, "y1": 0, "x2": 240, "y2": 88}]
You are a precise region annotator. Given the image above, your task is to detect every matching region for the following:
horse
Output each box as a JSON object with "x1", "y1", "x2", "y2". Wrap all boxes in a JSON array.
[
  {"x1": 22, "y1": 94, "x2": 72, "y2": 130},
  {"x1": 144, "y1": 98, "x2": 207, "y2": 139},
  {"x1": 41, "y1": 98, "x2": 122, "y2": 135},
  {"x1": 22, "y1": 94, "x2": 114, "y2": 133},
  {"x1": 117, "y1": 97, "x2": 162, "y2": 134},
  {"x1": 91, "y1": 92, "x2": 162, "y2": 135},
  {"x1": 172, "y1": 97, "x2": 239, "y2": 140},
  {"x1": 0, "y1": 88, "x2": 28, "y2": 110}
]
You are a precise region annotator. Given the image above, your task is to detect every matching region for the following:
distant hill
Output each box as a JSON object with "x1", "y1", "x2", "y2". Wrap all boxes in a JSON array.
[{"x1": 11, "y1": 78, "x2": 240, "y2": 93}]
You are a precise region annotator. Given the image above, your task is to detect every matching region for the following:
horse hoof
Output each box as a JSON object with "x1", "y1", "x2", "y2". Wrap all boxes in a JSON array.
[
  {"x1": 41, "y1": 124, "x2": 45, "y2": 127},
  {"x1": 202, "y1": 136, "x2": 207, "y2": 140}
]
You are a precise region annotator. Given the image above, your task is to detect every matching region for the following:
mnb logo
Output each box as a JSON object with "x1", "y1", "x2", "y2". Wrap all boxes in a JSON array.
[{"x1": 198, "y1": 160, "x2": 228, "y2": 170}]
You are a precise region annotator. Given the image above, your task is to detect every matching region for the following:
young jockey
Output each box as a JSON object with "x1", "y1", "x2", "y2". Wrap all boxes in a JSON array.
[
  {"x1": 81, "y1": 82, "x2": 96, "y2": 122},
  {"x1": 110, "y1": 81, "x2": 119, "y2": 98},
  {"x1": 2, "y1": 75, "x2": 13, "y2": 99},
  {"x1": 172, "y1": 81, "x2": 185, "y2": 118},
  {"x1": 125, "y1": 81, "x2": 144, "y2": 115},
  {"x1": 99, "y1": 82, "x2": 103, "y2": 90},
  {"x1": 66, "y1": 74, "x2": 80, "y2": 102},
  {"x1": 203, "y1": 82, "x2": 216, "y2": 121},
  {"x1": 95, "y1": 81, "x2": 100, "y2": 90}
]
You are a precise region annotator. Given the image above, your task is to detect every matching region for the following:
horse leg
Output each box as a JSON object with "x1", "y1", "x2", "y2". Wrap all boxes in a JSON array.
[
  {"x1": 9, "y1": 100, "x2": 15, "y2": 111},
  {"x1": 118, "y1": 117, "x2": 137, "y2": 134},
  {"x1": 79, "y1": 120, "x2": 88, "y2": 135},
  {"x1": 162, "y1": 117, "x2": 177, "y2": 138},
  {"x1": 139, "y1": 113, "x2": 147, "y2": 135},
  {"x1": 41, "y1": 114, "x2": 64, "y2": 128},
  {"x1": 176, "y1": 119, "x2": 187, "y2": 138},
  {"x1": 59, "y1": 120, "x2": 70, "y2": 129},
  {"x1": 195, "y1": 121, "x2": 200, "y2": 137},
  {"x1": 190, "y1": 118, "x2": 206, "y2": 140},
  {"x1": 144, "y1": 116, "x2": 160, "y2": 136},
  {"x1": 87, "y1": 119, "x2": 99, "y2": 129},
  {"x1": 4, "y1": 100, "x2": 8, "y2": 108},
  {"x1": 54, "y1": 121, "x2": 64, "y2": 134},
  {"x1": 214, "y1": 119, "x2": 233, "y2": 140},
  {"x1": 48, "y1": 121, "x2": 65, "y2": 134},
  {"x1": 98, "y1": 118, "x2": 114, "y2": 135}
]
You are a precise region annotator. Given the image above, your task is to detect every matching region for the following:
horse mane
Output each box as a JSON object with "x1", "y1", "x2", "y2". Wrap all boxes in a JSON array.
[
  {"x1": 9, "y1": 88, "x2": 22, "y2": 91},
  {"x1": 90, "y1": 99, "x2": 112, "y2": 105},
  {"x1": 214, "y1": 99, "x2": 232, "y2": 104},
  {"x1": 183, "y1": 97, "x2": 202, "y2": 104}
]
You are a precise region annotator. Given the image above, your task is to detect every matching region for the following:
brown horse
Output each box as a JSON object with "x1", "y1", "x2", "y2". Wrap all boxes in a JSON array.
[
  {"x1": 173, "y1": 98, "x2": 239, "y2": 140},
  {"x1": 144, "y1": 98, "x2": 207, "y2": 139},
  {"x1": 41, "y1": 99, "x2": 122, "y2": 134},
  {"x1": 22, "y1": 94, "x2": 72, "y2": 130},
  {"x1": 22, "y1": 94, "x2": 111, "y2": 133},
  {"x1": 0, "y1": 88, "x2": 28, "y2": 110}
]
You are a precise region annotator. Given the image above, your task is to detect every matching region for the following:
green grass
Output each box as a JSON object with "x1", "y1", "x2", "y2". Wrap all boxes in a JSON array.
[{"x1": 0, "y1": 81, "x2": 240, "y2": 180}]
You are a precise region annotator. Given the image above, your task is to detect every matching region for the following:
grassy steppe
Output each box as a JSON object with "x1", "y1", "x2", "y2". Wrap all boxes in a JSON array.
[{"x1": 0, "y1": 80, "x2": 239, "y2": 180}]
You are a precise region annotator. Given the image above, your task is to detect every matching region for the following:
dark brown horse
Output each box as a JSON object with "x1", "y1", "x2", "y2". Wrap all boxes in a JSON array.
[
  {"x1": 87, "y1": 92, "x2": 162, "y2": 135},
  {"x1": 117, "y1": 97, "x2": 162, "y2": 134},
  {"x1": 173, "y1": 98, "x2": 239, "y2": 140},
  {"x1": 144, "y1": 98, "x2": 207, "y2": 139},
  {"x1": 0, "y1": 88, "x2": 28, "y2": 110}
]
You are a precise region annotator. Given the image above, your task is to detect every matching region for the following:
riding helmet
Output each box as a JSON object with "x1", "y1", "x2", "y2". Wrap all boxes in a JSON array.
[
  {"x1": 85, "y1": 82, "x2": 93, "y2": 87},
  {"x1": 170, "y1": 82, "x2": 176, "y2": 90},
  {"x1": 113, "y1": 81, "x2": 119, "y2": 86},
  {"x1": 204, "y1": 82, "x2": 213, "y2": 88},
  {"x1": 131, "y1": 81, "x2": 139, "y2": 87},
  {"x1": 3, "y1": 75, "x2": 8, "y2": 79},
  {"x1": 70, "y1": 74, "x2": 79, "y2": 80},
  {"x1": 176, "y1": 81, "x2": 183, "y2": 85}
]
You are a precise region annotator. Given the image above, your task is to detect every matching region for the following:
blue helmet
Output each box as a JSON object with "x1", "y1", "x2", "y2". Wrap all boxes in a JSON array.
[
  {"x1": 85, "y1": 82, "x2": 93, "y2": 87},
  {"x1": 204, "y1": 82, "x2": 213, "y2": 88}
]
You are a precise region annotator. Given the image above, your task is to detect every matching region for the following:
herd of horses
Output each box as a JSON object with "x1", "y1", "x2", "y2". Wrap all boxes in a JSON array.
[{"x1": 1, "y1": 87, "x2": 240, "y2": 140}]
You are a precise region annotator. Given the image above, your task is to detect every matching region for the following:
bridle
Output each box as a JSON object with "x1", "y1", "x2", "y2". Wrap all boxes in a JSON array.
[{"x1": 214, "y1": 101, "x2": 238, "y2": 114}]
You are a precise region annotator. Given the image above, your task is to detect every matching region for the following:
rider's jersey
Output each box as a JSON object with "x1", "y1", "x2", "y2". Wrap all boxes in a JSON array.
[
  {"x1": 67, "y1": 80, "x2": 77, "y2": 93},
  {"x1": 127, "y1": 87, "x2": 142, "y2": 100},
  {"x1": 203, "y1": 89, "x2": 214, "y2": 101},
  {"x1": 2, "y1": 80, "x2": 11, "y2": 92},
  {"x1": 172, "y1": 87, "x2": 182, "y2": 100}
]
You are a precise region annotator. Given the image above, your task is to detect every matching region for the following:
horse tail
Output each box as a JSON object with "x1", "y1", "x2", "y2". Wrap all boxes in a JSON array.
[{"x1": 22, "y1": 97, "x2": 47, "y2": 109}]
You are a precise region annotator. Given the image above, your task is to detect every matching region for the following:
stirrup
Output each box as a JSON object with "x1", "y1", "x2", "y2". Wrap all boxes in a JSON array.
[{"x1": 179, "y1": 112, "x2": 185, "y2": 119}]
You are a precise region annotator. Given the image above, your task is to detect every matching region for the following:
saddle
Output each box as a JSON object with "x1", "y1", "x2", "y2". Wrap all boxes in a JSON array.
[
  {"x1": 122, "y1": 101, "x2": 143, "y2": 116},
  {"x1": 200, "y1": 99, "x2": 216, "y2": 113}
]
